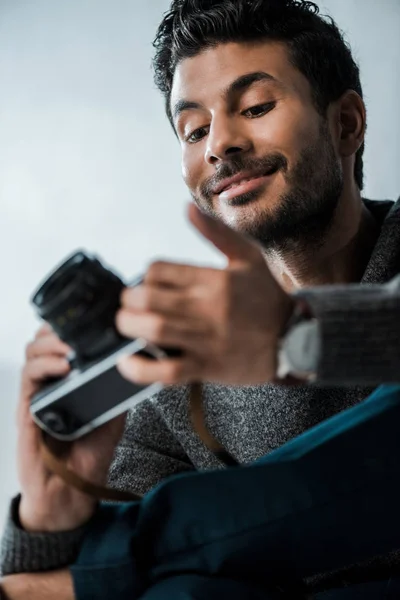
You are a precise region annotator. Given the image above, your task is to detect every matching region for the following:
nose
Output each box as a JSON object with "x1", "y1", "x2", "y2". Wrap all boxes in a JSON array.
[{"x1": 204, "y1": 116, "x2": 253, "y2": 166}]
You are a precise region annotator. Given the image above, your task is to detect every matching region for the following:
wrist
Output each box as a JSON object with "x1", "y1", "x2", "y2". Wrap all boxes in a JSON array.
[
  {"x1": 276, "y1": 297, "x2": 320, "y2": 383},
  {"x1": 19, "y1": 494, "x2": 96, "y2": 533}
]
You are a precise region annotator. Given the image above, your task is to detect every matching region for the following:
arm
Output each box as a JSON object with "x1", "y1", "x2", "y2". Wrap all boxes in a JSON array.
[
  {"x1": 115, "y1": 205, "x2": 400, "y2": 391},
  {"x1": 0, "y1": 570, "x2": 74, "y2": 600},
  {"x1": 1, "y1": 392, "x2": 194, "y2": 577},
  {"x1": 298, "y1": 274, "x2": 400, "y2": 385},
  {"x1": 0, "y1": 497, "x2": 88, "y2": 577}
]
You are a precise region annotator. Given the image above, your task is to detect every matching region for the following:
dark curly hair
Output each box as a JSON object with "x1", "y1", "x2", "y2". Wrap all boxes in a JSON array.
[{"x1": 153, "y1": 0, "x2": 365, "y2": 189}]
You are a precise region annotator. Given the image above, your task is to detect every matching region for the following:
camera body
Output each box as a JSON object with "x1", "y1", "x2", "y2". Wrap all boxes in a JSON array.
[
  {"x1": 30, "y1": 337, "x2": 165, "y2": 441},
  {"x1": 30, "y1": 251, "x2": 171, "y2": 441}
]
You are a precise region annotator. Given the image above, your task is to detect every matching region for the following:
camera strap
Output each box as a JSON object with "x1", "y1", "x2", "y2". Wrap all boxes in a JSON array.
[
  {"x1": 189, "y1": 382, "x2": 239, "y2": 467},
  {"x1": 39, "y1": 383, "x2": 238, "y2": 503},
  {"x1": 40, "y1": 435, "x2": 143, "y2": 502}
]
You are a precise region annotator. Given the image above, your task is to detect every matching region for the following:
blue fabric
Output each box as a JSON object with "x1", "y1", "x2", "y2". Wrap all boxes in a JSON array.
[
  {"x1": 136, "y1": 575, "x2": 400, "y2": 600},
  {"x1": 315, "y1": 577, "x2": 400, "y2": 599},
  {"x1": 71, "y1": 385, "x2": 400, "y2": 599}
]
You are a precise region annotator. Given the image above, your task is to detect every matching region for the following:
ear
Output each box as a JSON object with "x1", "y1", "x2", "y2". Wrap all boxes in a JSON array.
[{"x1": 336, "y1": 90, "x2": 366, "y2": 158}]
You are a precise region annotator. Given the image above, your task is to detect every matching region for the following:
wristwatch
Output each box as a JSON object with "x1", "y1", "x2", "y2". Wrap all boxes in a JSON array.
[{"x1": 276, "y1": 299, "x2": 321, "y2": 382}]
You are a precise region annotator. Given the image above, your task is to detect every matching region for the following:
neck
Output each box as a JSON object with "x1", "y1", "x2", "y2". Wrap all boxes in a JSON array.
[{"x1": 266, "y1": 186, "x2": 380, "y2": 293}]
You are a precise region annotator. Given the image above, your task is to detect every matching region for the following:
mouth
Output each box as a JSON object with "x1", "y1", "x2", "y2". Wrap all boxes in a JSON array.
[{"x1": 214, "y1": 166, "x2": 279, "y2": 204}]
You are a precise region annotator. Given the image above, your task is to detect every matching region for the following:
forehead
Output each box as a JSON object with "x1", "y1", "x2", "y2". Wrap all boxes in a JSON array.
[{"x1": 170, "y1": 41, "x2": 311, "y2": 113}]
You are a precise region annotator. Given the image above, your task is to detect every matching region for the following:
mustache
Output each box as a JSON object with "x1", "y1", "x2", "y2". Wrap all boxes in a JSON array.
[{"x1": 200, "y1": 153, "x2": 287, "y2": 200}]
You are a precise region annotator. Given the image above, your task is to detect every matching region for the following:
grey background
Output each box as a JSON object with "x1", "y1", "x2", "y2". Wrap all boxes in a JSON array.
[{"x1": 0, "y1": 0, "x2": 399, "y2": 522}]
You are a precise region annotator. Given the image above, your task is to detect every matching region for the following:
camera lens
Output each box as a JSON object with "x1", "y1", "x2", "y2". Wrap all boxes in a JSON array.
[{"x1": 31, "y1": 251, "x2": 126, "y2": 362}]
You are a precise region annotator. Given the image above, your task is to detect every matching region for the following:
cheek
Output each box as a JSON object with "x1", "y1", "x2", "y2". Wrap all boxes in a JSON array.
[
  {"x1": 252, "y1": 104, "x2": 319, "y2": 158},
  {"x1": 181, "y1": 145, "x2": 203, "y2": 194}
]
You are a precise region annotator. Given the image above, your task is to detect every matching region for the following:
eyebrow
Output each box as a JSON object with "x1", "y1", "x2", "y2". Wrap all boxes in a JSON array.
[
  {"x1": 172, "y1": 71, "x2": 280, "y2": 122},
  {"x1": 172, "y1": 99, "x2": 202, "y2": 122},
  {"x1": 226, "y1": 71, "x2": 279, "y2": 96}
]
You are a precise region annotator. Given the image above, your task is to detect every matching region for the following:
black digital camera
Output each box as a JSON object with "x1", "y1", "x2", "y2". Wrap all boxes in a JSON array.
[{"x1": 30, "y1": 251, "x2": 172, "y2": 441}]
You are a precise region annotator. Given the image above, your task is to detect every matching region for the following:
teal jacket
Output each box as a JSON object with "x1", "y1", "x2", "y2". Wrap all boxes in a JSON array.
[{"x1": 72, "y1": 385, "x2": 400, "y2": 600}]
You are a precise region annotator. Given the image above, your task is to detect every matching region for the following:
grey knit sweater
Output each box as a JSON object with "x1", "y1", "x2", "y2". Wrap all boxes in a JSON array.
[{"x1": 2, "y1": 198, "x2": 400, "y2": 590}]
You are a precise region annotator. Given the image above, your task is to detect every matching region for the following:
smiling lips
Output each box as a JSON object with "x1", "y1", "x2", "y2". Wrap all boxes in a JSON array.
[{"x1": 214, "y1": 169, "x2": 278, "y2": 202}]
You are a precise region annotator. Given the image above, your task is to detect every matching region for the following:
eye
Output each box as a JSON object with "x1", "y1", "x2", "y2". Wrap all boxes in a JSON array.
[
  {"x1": 242, "y1": 102, "x2": 276, "y2": 118},
  {"x1": 185, "y1": 126, "x2": 210, "y2": 144}
]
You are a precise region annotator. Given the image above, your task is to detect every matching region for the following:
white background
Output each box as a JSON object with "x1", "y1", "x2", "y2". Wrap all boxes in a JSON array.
[{"x1": 0, "y1": 0, "x2": 399, "y2": 523}]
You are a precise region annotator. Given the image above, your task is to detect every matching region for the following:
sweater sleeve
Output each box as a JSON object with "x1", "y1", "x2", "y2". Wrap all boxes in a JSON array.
[
  {"x1": 297, "y1": 275, "x2": 400, "y2": 385},
  {"x1": 0, "y1": 495, "x2": 88, "y2": 576},
  {"x1": 0, "y1": 395, "x2": 194, "y2": 576}
]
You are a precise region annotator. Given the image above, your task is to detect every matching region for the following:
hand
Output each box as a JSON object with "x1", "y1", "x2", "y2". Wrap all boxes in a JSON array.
[
  {"x1": 0, "y1": 570, "x2": 74, "y2": 600},
  {"x1": 18, "y1": 325, "x2": 126, "y2": 533},
  {"x1": 116, "y1": 204, "x2": 294, "y2": 386}
]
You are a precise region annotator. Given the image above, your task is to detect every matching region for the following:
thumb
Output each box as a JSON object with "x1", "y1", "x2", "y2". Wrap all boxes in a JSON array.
[{"x1": 188, "y1": 203, "x2": 263, "y2": 266}]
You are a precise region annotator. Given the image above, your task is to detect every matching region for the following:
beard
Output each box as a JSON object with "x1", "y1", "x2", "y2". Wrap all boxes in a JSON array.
[{"x1": 193, "y1": 120, "x2": 343, "y2": 253}]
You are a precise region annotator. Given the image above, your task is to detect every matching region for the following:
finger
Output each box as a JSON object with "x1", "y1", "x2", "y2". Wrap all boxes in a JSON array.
[
  {"x1": 121, "y1": 285, "x2": 191, "y2": 317},
  {"x1": 188, "y1": 203, "x2": 264, "y2": 266},
  {"x1": 26, "y1": 334, "x2": 72, "y2": 360},
  {"x1": 116, "y1": 309, "x2": 207, "y2": 350},
  {"x1": 34, "y1": 323, "x2": 53, "y2": 339},
  {"x1": 17, "y1": 398, "x2": 43, "y2": 455},
  {"x1": 23, "y1": 356, "x2": 70, "y2": 387},
  {"x1": 117, "y1": 354, "x2": 200, "y2": 386},
  {"x1": 19, "y1": 357, "x2": 71, "y2": 431},
  {"x1": 145, "y1": 260, "x2": 217, "y2": 289}
]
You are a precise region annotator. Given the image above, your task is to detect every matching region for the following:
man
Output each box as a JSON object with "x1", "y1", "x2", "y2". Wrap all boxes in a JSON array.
[{"x1": 1, "y1": 0, "x2": 400, "y2": 597}]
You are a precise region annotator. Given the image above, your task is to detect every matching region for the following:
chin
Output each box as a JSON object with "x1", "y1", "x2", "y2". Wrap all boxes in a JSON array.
[{"x1": 216, "y1": 189, "x2": 281, "y2": 229}]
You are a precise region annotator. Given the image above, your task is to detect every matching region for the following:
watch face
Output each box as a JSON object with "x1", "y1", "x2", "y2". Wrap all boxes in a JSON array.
[{"x1": 284, "y1": 319, "x2": 320, "y2": 375}]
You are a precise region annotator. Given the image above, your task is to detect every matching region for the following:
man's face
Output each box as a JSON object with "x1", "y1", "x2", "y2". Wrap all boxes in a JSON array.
[{"x1": 170, "y1": 41, "x2": 344, "y2": 251}]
